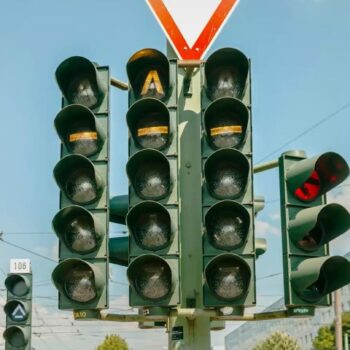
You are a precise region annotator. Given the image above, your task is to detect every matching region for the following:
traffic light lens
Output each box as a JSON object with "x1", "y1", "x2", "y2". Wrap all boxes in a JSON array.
[
  {"x1": 134, "y1": 210, "x2": 171, "y2": 251},
  {"x1": 206, "y1": 257, "x2": 250, "y2": 300},
  {"x1": 207, "y1": 209, "x2": 248, "y2": 250},
  {"x1": 6, "y1": 275, "x2": 29, "y2": 297},
  {"x1": 67, "y1": 123, "x2": 99, "y2": 157},
  {"x1": 65, "y1": 215, "x2": 97, "y2": 254},
  {"x1": 65, "y1": 265, "x2": 96, "y2": 302},
  {"x1": 136, "y1": 114, "x2": 169, "y2": 150},
  {"x1": 133, "y1": 260, "x2": 172, "y2": 300},
  {"x1": 210, "y1": 122, "x2": 243, "y2": 149},
  {"x1": 294, "y1": 170, "x2": 321, "y2": 201},
  {"x1": 66, "y1": 168, "x2": 99, "y2": 204},
  {"x1": 134, "y1": 161, "x2": 170, "y2": 200},
  {"x1": 6, "y1": 328, "x2": 26, "y2": 347},
  {"x1": 297, "y1": 223, "x2": 324, "y2": 251},
  {"x1": 67, "y1": 75, "x2": 99, "y2": 108},
  {"x1": 208, "y1": 160, "x2": 247, "y2": 199}
]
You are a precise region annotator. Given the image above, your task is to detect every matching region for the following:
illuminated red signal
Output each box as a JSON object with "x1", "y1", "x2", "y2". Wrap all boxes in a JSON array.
[{"x1": 294, "y1": 170, "x2": 321, "y2": 202}]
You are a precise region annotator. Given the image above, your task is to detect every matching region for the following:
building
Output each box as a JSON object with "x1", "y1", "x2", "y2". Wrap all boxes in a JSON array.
[{"x1": 225, "y1": 263, "x2": 350, "y2": 349}]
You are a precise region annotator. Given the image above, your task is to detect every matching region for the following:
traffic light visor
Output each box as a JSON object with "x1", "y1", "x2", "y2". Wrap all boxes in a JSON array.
[
  {"x1": 205, "y1": 200, "x2": 250, "y2": 251},
  {"x1": 55, "y1": 104, "x2": 105, "y2": 157},
  {"x1": 205, "y1": 48, "x2": 249, "y2": 101},
  {"x1": 127, "y1": 201, "x2": 173, "y2": 251},
  {"x1": 127, "y1": 98, "x2": 170, "y2": 150},
  {"x1": 205, "y1": 254, "x2": 251, "y2": 301},
  {"x1": 127, "y1": 255, "x2": 174, "y2": 301},
  {"x1": 52, "y1": 205, "x2": 104, "y2": 254},
  {"x1": 204, "y1": 97, "x2": 249, "y2": 150},
  {"x1": 287, "y1": 152, "x2": 349, "y2": 202},
  {"x1": 54, "y1": 154, "x2": 104, "y2": 205},
  {"x1": 205, "y1": 148, "x2": 250, "y2": 199},
  {"x1": 127, "y1": 49, "x2": 170, "y2": 101},
  {"x1": 127, "y1": 149, "x2": 172, "y2": 200},
  {"x1": 5, "y1": 275, "x2": 30, "y2": 297},
  {"x1": 56, "y1": 56, "x2": 105, "y2": 109},
  {"x1": 52, "y1": 259, "x2": 104, "y2": 303}
]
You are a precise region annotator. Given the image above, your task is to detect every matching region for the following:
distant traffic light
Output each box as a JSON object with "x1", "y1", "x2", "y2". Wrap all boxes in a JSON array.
[
  {"x1": 202, "y1": 48, "x2": 256, "y2": 309},
  {"x1": 279, "y1": 150, "x2": 350, "y2": 307},
  {"x1": 3, "y1": 273, "x2": 32, "y2": 350},
  {"x1": 52, "y1": 56, "x2": 110, "y2": 310},
  {"x1": 125, "y1": 48, "x2": 179, "y2": 307}
]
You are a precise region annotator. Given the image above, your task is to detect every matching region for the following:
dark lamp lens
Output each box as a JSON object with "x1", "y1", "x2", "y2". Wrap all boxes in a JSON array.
[
  {"x1": 134, "y1": 161, "x2": 170, "y2": 200},
  {"x1": 208, "y1": 160, "x2": 247, "y2": 199},
  {"x1": 134, "y1": 211, "x2": 171, "y2": 251},
  {"x1": 207, "y1": 209, "x2": 248, "y2": 250},
  {"x1": 7, "y1": 328, "x2": 26, "y2": 347},
  {"x1": 135, "y1": 113, "x2": 169, "y2": 150},
  {"x1": 207, "y1": 259, "x2": 249, "y2": 300},
  {"x1": 66, "y1": 168, "x2": 98, "y2": 204},
  {"x1": 67, "y1": 122, "x2": 99, "y2": 157},
  {"x1": 133, "y1": 261, "x2": 171, "y2": 300},
  {"x1": 210, "y1": 123, "x2": 243, "y2": 149},
  {"x1": 294, "y1": 170, "x2": 321, "y2": 201},
  {"x1": 65, "y1": 215, "x2": 97, "y2": 253},
  {"x1": 297, "y1": 223, "x2": 324, "y2": 251},
  {"x1": 67, "y1": 75, "x2": 99, "y2": 108},
  {"x1": 302, "y1": 273, "x2": 326, "y2": 301},
  {"x1": 9, "y1": 277, "x2": 28, "y2": 297},
  {"x1": 65, "y1": 265, "x2": 96, "y2": 302}
]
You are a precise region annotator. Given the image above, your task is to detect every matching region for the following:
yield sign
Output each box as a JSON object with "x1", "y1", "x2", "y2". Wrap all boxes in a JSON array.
[{"x1": 146, "y1": 0, "x2": 240, "y2": 60}]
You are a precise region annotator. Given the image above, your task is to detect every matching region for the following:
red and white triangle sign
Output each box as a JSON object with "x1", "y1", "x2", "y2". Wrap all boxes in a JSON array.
[{"x1": 146, "y1": 0, "x2": 240, "y2": 60}]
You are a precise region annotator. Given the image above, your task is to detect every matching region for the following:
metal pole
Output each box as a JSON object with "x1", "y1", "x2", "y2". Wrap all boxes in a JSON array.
[
  {"x1": 110, "y1": 77, "x2": 128, "y2": 90},
  {"x1": 253, "y1": 159, "x2": 279, "y2": 174},
  {"x1": 335, "y1": 290, "x2": 343, "y2": 350}
]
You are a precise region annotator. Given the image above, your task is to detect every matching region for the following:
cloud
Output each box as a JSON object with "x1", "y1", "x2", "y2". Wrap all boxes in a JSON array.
[{"x1": 255, "y1": 219, "x2": 280, "y2": 237}]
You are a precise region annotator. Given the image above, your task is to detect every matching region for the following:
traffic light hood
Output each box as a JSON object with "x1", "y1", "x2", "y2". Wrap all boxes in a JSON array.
[
  {"x1": 56, "y1": 56, "x2": 106, "y2": 109},
  {"x1": 286, "y1": 152, "x2": 349, "y2": 202},
  {"x1": 5, "y1": 274, "x2": 31, "y2": 297},
  {"x1": 54, "y1": 104, "x2": 105, "y2": 155}
]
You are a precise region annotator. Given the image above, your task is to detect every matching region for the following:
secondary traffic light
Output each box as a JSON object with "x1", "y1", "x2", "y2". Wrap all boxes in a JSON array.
[
  {"x1": 3, "y1": 273, "x2": 32, "y2": 350},
  {"x1": 202, "y1": 48, "x2": 256, "y2": 309},
  {"x1": 52, "y1": 56, "x2": 110, "y2": 310},
  {"x1": 279, "y1": 150, "x2": 350, "y2": 307},
  {"x1": 125, "y1": 48, "x2": 179, "y2": 307}
]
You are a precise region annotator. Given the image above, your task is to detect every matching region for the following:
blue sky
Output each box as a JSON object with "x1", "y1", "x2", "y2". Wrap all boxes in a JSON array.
[{"x1": 1, "y1": 0, "x2": 350, "y2": 349}]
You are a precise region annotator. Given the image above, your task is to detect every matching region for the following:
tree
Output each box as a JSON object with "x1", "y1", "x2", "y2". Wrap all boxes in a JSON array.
[
  {"x1": 313, "y1": 327, "x2": 335, "y2": 350},
  {"x1": 252, "y1": 331, "x2": 302, "y2": 350},
  {"x1": 96, "y1": 334, "x2": 130, "y2": 350}
]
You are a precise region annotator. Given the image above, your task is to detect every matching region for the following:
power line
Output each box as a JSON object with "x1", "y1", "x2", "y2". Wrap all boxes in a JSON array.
[{"x1": 257, "y1": 100, "x2": 350, "y2": 163}]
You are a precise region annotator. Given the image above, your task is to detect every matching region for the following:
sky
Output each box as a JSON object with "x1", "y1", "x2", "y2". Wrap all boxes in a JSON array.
[{"x1": 1, "y1": 0, "x2": 350, "y2": 349}]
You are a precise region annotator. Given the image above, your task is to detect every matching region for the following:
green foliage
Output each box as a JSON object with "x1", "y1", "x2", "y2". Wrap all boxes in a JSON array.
[
  {"x1": 313, "y1": 327, "x2": 335, "y2": 350},
  {"x1": 252, "y1": 331, "x2": 302, "y2": 350},
  {"x1": 96, "y1": 334, "x2": 130, "y2": 350}
]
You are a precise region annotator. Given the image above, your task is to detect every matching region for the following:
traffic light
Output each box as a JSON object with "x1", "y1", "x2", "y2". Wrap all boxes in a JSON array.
[
  {"x1": 125, "y1": 49, "x2": 179, "y2": 306},
  {"x1": 279, "y1": 150, "x2": 350, "y2": 307},
  {"x1": 202, "y1": 48, "x2": 256, "y2": 309},
  {"x1": 52, "y1": 56, "x2": 110, "y2": 310},
  {"x1": 3, "y1": 273, "x2": 32, "y2": 350}
]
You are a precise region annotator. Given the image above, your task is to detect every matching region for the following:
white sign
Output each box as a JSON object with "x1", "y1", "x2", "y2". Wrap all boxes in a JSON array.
[
  {"x1": 146, "y1": 0, "x2": 240, "y2": 59},
  {"x1": 10, "y1": 259, "x2": 31, "y2": 274}
]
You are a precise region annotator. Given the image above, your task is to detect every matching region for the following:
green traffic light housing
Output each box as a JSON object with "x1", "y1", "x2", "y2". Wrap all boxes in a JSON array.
[
  {"x1": 127, "y1": 48, "x2": 171, "y2": 101},
  {"x1": 204, "y1": 97, "x2": 249, "y2": 151},
  {"x1": 52, "y1": 258, "x2": 107, "y2": 309},
  {"x1": 127, "y1": 98, "x2": 171, "y2": 151},
  {"x1": 54, "y1": 104, "x2": 106, "y2": 158},
  {"x1": 52, "y1": 205, "x2": 105, "y2": 256},
  {"x1": 56, "y1": 56, "x2": 106, "y2": 109},
  {"x1": 53, "y1": 154, "x2": 105, "y2": 205},
  {"x1": 205, "y1": 48, "x2": 249, "y2": 101}
]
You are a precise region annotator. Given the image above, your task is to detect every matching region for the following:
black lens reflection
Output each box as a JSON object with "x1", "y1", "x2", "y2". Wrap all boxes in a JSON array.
[
  {"x1": 297, "y1": 223, "x2": 324, "y2": 251},
  {"x1": 206, "y1": 257, "x2": 249, "y2": 300},
  {"x1": 207, "y1": 160, "x2": 247, "y2": 199},
  {"x1": 134, "y1": 160, "x2": 170, "y2": 200},
  {"x1": 65, "y1": 215, "x2": 97, "y2": 253},
  {"x1": 133, "y1": 209, "x2": 171, "y2": 251},
  {"x1": 133, "y1": 260, "x2": 172, "y2": 300},
  {"x1": 66, "y1": 168, "x2": 98, "y2": 204},
  {"x1": 65, "y1": 265, "x2": 96, "y2": 302},
  {"x1": 67, "y1": 75, "x2": 99, "y2": 108},
  {"x1": 135, "y1": 113, "x2": 169, "y2": 150},
  {"x1": 67, "y1": 122, "x2": 99, "y2": 157},
  {"x1": 207, "y1": 209, "x2": 248, "y2": 250}
]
